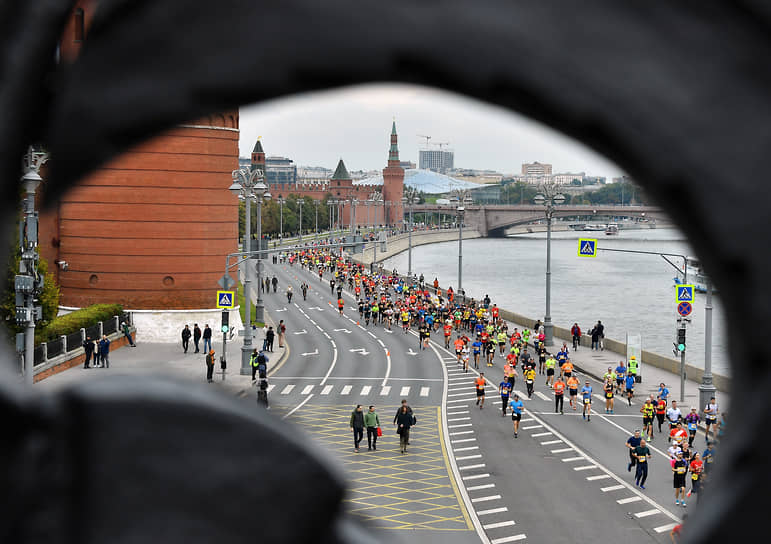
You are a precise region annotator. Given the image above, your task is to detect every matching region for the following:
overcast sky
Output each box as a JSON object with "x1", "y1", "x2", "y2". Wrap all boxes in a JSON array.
[{"x1": 239, "y1": 84, "x2": 624, "y2": 179}]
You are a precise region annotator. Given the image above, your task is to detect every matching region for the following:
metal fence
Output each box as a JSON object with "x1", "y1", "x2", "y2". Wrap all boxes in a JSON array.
[
  {"x1": 46, "y1": 337, "x2": 64, "y2": 359},
  {"x1": 67, "y1": 331, "x2": 83, "y2": 350},
  {"x1": 34, "y1": 345, "x2": 45, "y2": 366},
  {"x1": 103, "y1": 318, "x2": 117, "y2": 335},
  {"x1": 85, "y1": 324, "x2": 100, "y2": 341}
]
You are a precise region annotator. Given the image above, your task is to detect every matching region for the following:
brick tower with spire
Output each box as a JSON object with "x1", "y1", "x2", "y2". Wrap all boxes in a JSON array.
[
  {"x1": 382, "y1": 120, "x2": 404, "y2": 225},
  {"x1": 251, "y1": 138, "x2": 265, "y2": 172}
]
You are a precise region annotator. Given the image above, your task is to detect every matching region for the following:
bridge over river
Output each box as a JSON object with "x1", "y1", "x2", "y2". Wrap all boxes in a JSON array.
[{"x1": 411, "y1": 204, "x2": 666, "y2": 236}]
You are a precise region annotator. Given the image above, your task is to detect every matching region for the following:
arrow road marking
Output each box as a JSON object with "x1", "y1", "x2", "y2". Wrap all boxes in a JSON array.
[
  {"x1": 275, "y1": 307, "x2": 288, "y2": 312},
  {"x1": 293, "y1": 329, "x2": 307, "y2": 335},
  {"x1": 349, "y1": 348, "x2": 370, "y2": 356},
  {"x1": 333, "y1": 328, "x2": 351, "y2": 334},
  {"x1": 301, "y1": 349, "x2": 319, "y2": 356},
  {"x1": 308, "y1": 306, "x2": 324, "y2": 311}
]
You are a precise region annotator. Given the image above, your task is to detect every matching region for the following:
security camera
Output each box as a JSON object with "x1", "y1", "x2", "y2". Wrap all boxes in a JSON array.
[{"x1": 56, "y1": 260, "x2": 68, "y2": 270}]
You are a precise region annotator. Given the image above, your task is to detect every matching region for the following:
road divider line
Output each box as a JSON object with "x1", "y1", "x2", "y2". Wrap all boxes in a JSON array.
[{"x1": 282, "y1": 394, "x2": 314, "y2": 420}]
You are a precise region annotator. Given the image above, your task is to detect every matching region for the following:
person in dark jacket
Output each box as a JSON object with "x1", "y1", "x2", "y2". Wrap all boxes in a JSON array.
[
  {"x1": 181, "y1": 325, "x2": 192, "y2": 353},
  {"x1": 571, "y1": 323, "x2": 581, "y2": 350},
  {"x1": 205, "y1": 349, "x2": 215, "y2": 383},
  {"x1": 395, "y1": 405, "x2": 415, "y2": 454},
  {"x1": 83, "y1": 336, "x2": 95, "y2": 369},
  {"x1": 99, "y1": 335, "x2": 111, "y2": 368},
  {"x1": 349, "y1": 405, "x2": 365, "y2": 453},
  {"x1": 202, "y1": 324, "x2": 212, "y2": 353},
  {"x1": 121, "y1": 321, "x2": 136, "y2": 347},
  {"x1": 193, "y1": 324, "x2": 202, "y2": 353},
  {"x1": 265, "y1": 326, "x2": 275, "y2": 352}
]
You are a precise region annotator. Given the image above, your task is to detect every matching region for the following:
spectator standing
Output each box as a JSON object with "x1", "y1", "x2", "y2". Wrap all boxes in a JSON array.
[
  {"x1": 99, "y1": 335, "x2": 111, "y2": 368},
  {"x1": 193, "y1": 324, "x2": 202, "y2": 353},
  {"x1": 266, "y1": 326, "x2": 275, "y2": 351},
  {"x1": 596, "y1": 320, "x2": 605, "y2": 350},
  {"x1": 82, "y1": 336, "x2": 95, "y2": 369},
  {"x1": 271, "y1": 275, "x2": 278, "y2": 293},
  {"x1": 395, "y1": 405, "x2": 415, "y2": 454},
  {"x1": 202, "y1": 324, "x2": 212, "y2": 353},
  {"x1": 205, "y1": 349, "x2": 215, "y2": 383},
  {"x1": 121, "y1": 321, "x2": 136, "y2": 347},
  {"x1": 278, "y1": 320, "x2": 287, "y2": 348},
  {"x1": 571, "y1": 323, "x2": 581, "y2": 350},
  {"x1": 181, "y1": 325, "x2": 192, "y2": 353}
]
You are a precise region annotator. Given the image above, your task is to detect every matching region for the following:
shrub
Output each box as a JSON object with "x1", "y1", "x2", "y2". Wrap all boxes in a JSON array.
[{"x1": 35, "y1": 303, "x2": 123, "y2": 344}]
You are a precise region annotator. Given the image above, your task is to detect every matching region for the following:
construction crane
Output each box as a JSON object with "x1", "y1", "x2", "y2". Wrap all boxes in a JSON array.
[{"x1": 417, "y1": 134, "x2": 432, "y2": 148}]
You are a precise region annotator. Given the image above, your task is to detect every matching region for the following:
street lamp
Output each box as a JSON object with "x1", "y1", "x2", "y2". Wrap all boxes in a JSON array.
[
  {"x1": 533, "y1": 179, "x2": 566, "y2": 346},
  {"x1": 450, "y1": 188, "x2": 473, "y2": 297},
  {"x1": 350, "y1": 198, "x2": 359, "y2": 234},
  {"x1": 403, "y1": 187, "x2": 419, "y2": 277},
  {"x1": 327, "y1": 199, "x2": 335, "y2": 236},
  {"x1": 298, "y1": 199, "x2": 304, "y2": 244},
  {"x1": 230, "y1": 165, "x2": 271, "y2": 376},
  {"x1": 314, "y1": 199, "x2": 319, "y2": 240},
  {"x1": 277, "y1": 195, "x2": 284, "y2": 244}
]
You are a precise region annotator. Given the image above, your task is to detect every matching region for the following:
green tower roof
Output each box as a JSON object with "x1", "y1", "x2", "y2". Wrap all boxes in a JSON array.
[{"x1": 331, "y1": 159, "x2": 351, "y2": 180}]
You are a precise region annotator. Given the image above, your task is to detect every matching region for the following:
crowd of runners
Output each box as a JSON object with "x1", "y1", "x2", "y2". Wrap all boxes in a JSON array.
[{"x1": 284, "y1": 245, "x2": 723, "y2": 530}]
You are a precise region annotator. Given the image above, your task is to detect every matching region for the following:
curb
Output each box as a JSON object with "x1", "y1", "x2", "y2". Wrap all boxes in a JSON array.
[{"x1": 235, "y1": 308, "x2": 290, "y2": 398}]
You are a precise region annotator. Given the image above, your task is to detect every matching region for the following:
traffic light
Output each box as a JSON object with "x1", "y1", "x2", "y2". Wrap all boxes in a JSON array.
[
  {"x1": 676, "y1": 327, "x2": 686, "y2": 352},
  {"x1": 221, "y1": 310, "x2": 229, "y2": 333}
]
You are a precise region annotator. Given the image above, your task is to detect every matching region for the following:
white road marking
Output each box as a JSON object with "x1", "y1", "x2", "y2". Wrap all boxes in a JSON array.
[
  {"x1": 477, "y1": 507, "x2": 508, "y2": 516},
  {"x1": 458, "y1": 464, "x2": 486, "y2": 470},
  {"x1": 280, "y1": 385, "x2": 295, "y2": 395},
  {"x1": 601, "y1": 485, "x2": 626, "y2": 492},
  {"x1": 551, "y1": 448, "x2": 574, "y2": 454},
  {"x1": 574, "y1": 465, "x2": 598, "y2": 471},
  {"x1": 282, "y1": 394, "x2": 314, "y2": 420},
  {"x1": 377, "y1": 339, "x2": 385, "y2": 347},
  {"x1": 491, "y1": 535, "x2": 527, "y2": 543},
  {"x1": 449, "y1": 423, "x2": 473, "y2": 428},
  {"x1": 400, "y1": 386, "x2": 410, "y2": 396},
  {"x1": 456, "y1": 454, "x2": 483, "y2": 461},
  {"x1": 448, "y1": 392, "x2": 473, "y2": 397},
  {"x1": 634, "y1": 509, "x2": 661, "y2": 518},
  {"x1": 520, "y1": 418, "x2": 535, "y2": 422},
  {"x1": 420, "y1": 387, "x2": 430, "y2": 397},
  {"x1": 451, "y1": 438, "x2": 477, "y2": 443},
  {"x1": 341, "y1": 385, "x2": 352, "y2": 395},
  {"x1": 535, "y1": 391, "x2": 550, "y2": 401},
  {"x1": 561, "y1": 456, "x2": 584, "y2": 463},
  {"x1": 368, "y1": 331, "x2": 377, "y2": 338},
  {"x1": 462, "y1": 473, "x2": 490, "y2": 480},
  {"x1": 321, "y1": 385, "x2": 333, "y2": 395},
  {"x1": 522, "y1": 425, "x2": 543, "y2": 430},
  {"x1": 448, "y1": 417, "x2": 471, "y2": 422},
  {"x1": 531, "y1": 432, "x2": 553, "y2": 437},
  {"x1": 454, "y1": 446, "x2": 479, "y2": 452},
  {"x1": 301, "y1": 385, "x2": 314, "y2": 395},
  {"x1": 593, "y1": 394, "x2": 606, "y2": 402},
  {"x1": 267, "y1": 384, "x2": 275, "y2": 393},
  {"x1": 471, "y1": 495, "x2": 502, "y2": 503},
  {"x1": 540, "y1": 440, "x2": 562, "y2": 445},
  {"x1": 468, "y1": 483, "x2": 496, "y2": 491},
  {"x1": 586, "y1": 475, "x2": 611, "y2": 481},
  {"x1": 360, "y1": 385, "x2": 372, "y2": 395},
  {"x1": 447, "y1": 410, "x2": 470, "y2": 415},
  {"x1": 654, "y1": 523, "x2": 679, "y2": 533},
  {"x1": 380, "y1": 386, "x2": 391, "y2": 395},
  {"x1": 617, "y1": 497, "x2": 643, "y2": 504},
  {"x1": 450, "y1": 431, "x2": 475, "y2": 436},
  {"x1": 484, "y1": 521, "x2": 516, "y2": 530}
]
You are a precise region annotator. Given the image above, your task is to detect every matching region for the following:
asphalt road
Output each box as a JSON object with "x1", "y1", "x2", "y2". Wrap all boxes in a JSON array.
[{"x1": 254, "y1": 258, "x2": 688, "y2": 543}]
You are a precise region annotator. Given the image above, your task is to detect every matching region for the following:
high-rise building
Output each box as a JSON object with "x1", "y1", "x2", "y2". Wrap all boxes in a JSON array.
[
  {"x1": 521, "y1": 161, "x2": 553, "y2": 184},
  {"x1": 265, "y1": 155, "x2": 297, "y2": 185},
  {"x1": 419, "y1": 149, "x2": 454, "y2": 173}
]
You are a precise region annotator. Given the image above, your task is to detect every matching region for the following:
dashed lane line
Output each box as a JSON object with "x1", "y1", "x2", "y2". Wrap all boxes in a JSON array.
[
  {"x1": 601, "y1": 485, "x2": 626, "y2": 492},
  {"x1": 550, "y1": 448, "x2": 574, "y2": 454},
  {"x1": 454, "y1": 446, "x2": 479, "y2": 452},
  {"x1": 483, "y1": 521, "x2": 516, "y2": 530},
  {"x1": 380, "y1": 386, "x2": 391, "y2": 395},
  {"x1": 301, "y1": 385, "x2": 314, "y2": 395},
  {"x1": 634, "y1": 509, "x2": 661, "y2": 518},
  {"x1": 654, "y1": 523, "x2": 679, "y2": 534},
  {"x1": 471, "y1": 495, "x2": 502, "y2": 503},
  {"x1": 458, "y1": 464, "x2": 487, "y2": 471},
  {"x1": 477, "y1": 507, "x2": 508, "y2": 516},
  {"x1": 540, "y1": 440, "x2": 562, "y2": 445},
  {"x1": 617, "y1": 497, "x2": 643, "y2": 504},
  {"x1": 490, "y1": 535, "x2": 527, "y2": 543},
  {"x1": 456, "y1": 455, "x2": 483, "y2": 461},
  {"x1": 573, "y1": 465, "x2": 599, "y2": 471},
  {"x1": 462, "y1": 473, "x2": 491, "y2": 481},
  {"x1": 586, "y1": 475, "x2": 611, "y2": 481},
  {"x1": 561, "y1": 456, "x2": 584, "y2": 463},
  {"x1": 468, "y1": 484, "x2": 496, "y2": 491}
]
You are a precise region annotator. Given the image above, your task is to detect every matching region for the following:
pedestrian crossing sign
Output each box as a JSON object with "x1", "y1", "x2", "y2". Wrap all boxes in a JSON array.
[
  {"x1": 676, "y1": 284, "x2": 694, "y2": 303},
  {"x1": 216, "y1": 290, "x2": 236, "y2": 309},
  {"x1": 577, "y1": 238, "x2": 597, "y2": 257}
]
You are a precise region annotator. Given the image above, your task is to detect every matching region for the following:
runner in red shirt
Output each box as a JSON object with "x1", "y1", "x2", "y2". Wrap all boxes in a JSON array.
[{"x1": 443, "y1": 322, "x2": 453, "y2": 349}]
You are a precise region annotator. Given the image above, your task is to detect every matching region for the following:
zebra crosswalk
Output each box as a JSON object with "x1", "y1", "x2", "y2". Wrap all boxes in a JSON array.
[{"x1": 265, "y1": 382, "x2": 438, "y2": 400}]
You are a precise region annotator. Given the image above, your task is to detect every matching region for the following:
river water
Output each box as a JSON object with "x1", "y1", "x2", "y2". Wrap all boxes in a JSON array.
[{"x1": 382, "y1": 227, "x2": 730, "y2": 376}]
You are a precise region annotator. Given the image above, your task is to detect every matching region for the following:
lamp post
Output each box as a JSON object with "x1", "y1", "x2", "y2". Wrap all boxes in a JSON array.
[
  {"x1": 327, "y1": 199, "x2": 334, "y2": 236},
  {"x1": 298, "y1": 199, "x2": 304, "y2": 244},
  {"x1": 278, "y1": 195, "x2": 284, "y2": 244},
  {"x1": 403, "y1": 187, "x2": 419, "y2": 277},
  {"x1": 314, "y1": 199, "x2": 319, "y2": 240},
  {"x1": 698, "y1": 276, "x2": 717, "y2": 413},
  {"x1": 450, "y1": 189, "x2": 473, "y2": 296},
  {"x1": 230, "y1": 166, "x2": 271, "y2": 376},
  {"x1": 533, "y1": 179, "x2": 566, "y2": 346},
  {"x1": 350, "y1": 198, "x2": 358, "y2": 234}
]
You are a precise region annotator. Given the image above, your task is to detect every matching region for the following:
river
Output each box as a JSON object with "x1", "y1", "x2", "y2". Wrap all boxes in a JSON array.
[{"x1": 381, "y1": 227, "x2": 730, "y2": 376}]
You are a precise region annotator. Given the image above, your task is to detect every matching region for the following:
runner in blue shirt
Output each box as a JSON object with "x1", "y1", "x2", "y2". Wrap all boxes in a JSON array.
[
  {"x1": 472, "y1": 340, "x2": 483, "y2": 369},
  {"x1": 614, "y1": 362, "x2": 626, "y2": 394},
  {"x1": 581, "y1": 381, "x2": 593, "y2": 421},
  {"x1": 509, "y1": 394, "x2": 525, "y2": 438},
  {"x1": 499, "y1": 379, "x2": 513, "y2": 417},
  {"x1": 658, "y1": 382, "x2": 670, "y2": 405},
  {"x1": 625, "y1": 374, "x2": 635, "y2": 406}
]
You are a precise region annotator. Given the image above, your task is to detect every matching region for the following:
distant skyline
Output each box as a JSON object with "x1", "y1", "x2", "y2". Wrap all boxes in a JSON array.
[{"x1": 239, "y1": 84, "x2": 625, "y2": 179}]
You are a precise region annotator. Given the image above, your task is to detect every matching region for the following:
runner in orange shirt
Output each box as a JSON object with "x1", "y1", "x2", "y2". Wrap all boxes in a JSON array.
[
  {"x1": 553, "y1": 377, "x2": 566, "y2": 414},
  {"x1": 566, "y1": 375, "x2": 580, "y2": 410},
  {"x1": 561, "y1": 360, "x2": 574, "y2": 379},
  {"x1": 337, "y1": 297, "x2": 345, "y2": 316},
  {"x1": 454, "y1": 337, "x2": 465, "y2": 363},
  {"x1": 475, "y1": 373, "x2": 487, "y2": 409},
  {"x1": 443, "y1": 321, "x2": 453, "y2": 349}
]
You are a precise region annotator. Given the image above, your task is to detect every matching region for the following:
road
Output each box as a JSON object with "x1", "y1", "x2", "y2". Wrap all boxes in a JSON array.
[{"x1": 255, "y1": 258, "x2": 687, "y2": 543}]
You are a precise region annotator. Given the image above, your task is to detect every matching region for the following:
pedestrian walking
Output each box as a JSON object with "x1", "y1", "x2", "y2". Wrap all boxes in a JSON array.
[
  {"x1": 364, "y1": 405, "x2": 381, "y2": 451},
  {"x1": 193, "y1": 323, "x2": 202, "y2": 353},
  {"x1": 278, "y1": 320, "x2": 286, "y2": 348},
  {"x1": 181, "y1": 324, "x2": 192, "y2": 353},
  {"x1": 82, "y1": 336, "x2": 95, "y2": 368},
  {"x1": 98, "y1": 335, "x2": 111, "y2": 368},
  {"x1": 271, "y1": 275, "x2": 278, "y2": 293},
  {"x1": 596, "y1": 320, "x2": 605, "y2": 350},
  {"x1": 121, "y1": 321, "x2": 136, "y2": 347},
  {"x1": 202, "y1": 324, "x2": 212, "y2": 353},
  {"x1": 205, "y1": 349, "x2": 215, "y2": 383},
  {"x1": 395, "y1": 405, "x2": 415, "y2": 454},
  {"x1": 349, "y1": 405, "x2": 365, "y2": 452},
  {"x1": 264, "y1": 277, "x2": 270, "y2": 293}
]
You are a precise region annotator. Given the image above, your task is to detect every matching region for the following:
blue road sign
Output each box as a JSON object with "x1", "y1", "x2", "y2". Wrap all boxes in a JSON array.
[
  {"x1": 216, "y1": 290, "x2": 235, "y2": 309},
  {"x1": 676, "y1": 284, "x2": 694, "y2": 303},
  {"x1": 578, "y1": 238, "x2": 597, "y2": 257}
]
